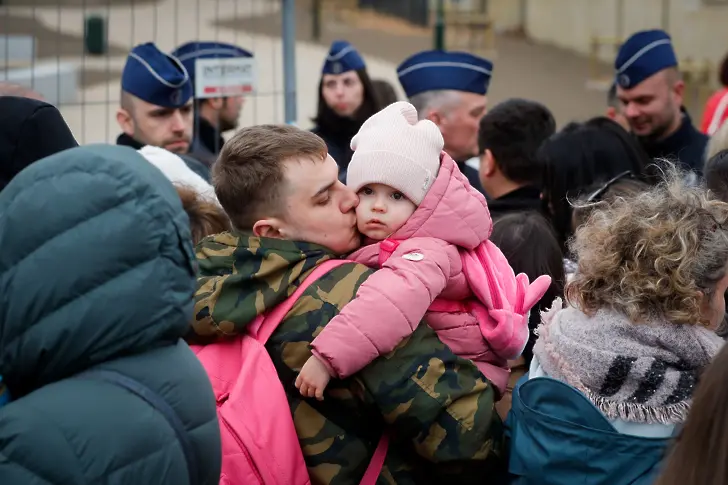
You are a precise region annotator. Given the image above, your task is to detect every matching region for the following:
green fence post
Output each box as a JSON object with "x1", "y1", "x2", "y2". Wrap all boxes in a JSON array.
[
  {"x1": 84, "y1": 14, "x2": 107, "y2": 55},
  {"x1": 312, "y1": 0, "x2": 322, "y2": 41},
  {"x1": 433, "y1": 0, "x2": 445, "y2": 50}
]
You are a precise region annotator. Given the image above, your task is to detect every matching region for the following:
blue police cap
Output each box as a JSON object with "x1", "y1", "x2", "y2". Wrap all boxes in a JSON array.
[
  {"x1": 615, "y1": 30, "x2": 678, "y2": 89},
  {"x1": 322, "y1": 40, "x2": 366, "y2": 75},
  {"x1": 171, "y1": 41, "x2": 253, "y2": 88},
  {"x1": 397, "y1": 50, "x2": 493, "y2": 98},
  {"x1": 121, "y1": 42, "x2": 192, "y2": 108}
]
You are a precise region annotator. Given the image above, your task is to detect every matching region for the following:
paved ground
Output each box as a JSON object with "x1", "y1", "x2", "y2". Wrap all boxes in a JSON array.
[{"x1": 219, "y1": 1, "x2": 610, "y2": 127}]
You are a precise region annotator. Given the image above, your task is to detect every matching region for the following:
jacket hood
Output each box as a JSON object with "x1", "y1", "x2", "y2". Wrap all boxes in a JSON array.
[
  {"x1": 508, "y1": 377, "x2": 668, "y2": 484},
  {"x1": 0, "y1": 96, "x2": 78, "y2": 192},
  {"x1": 192, "y1": 233, "x2": 334, "y2": 340},
  {"x1": 390, "y1": 152, "x2": 491, "y2": 249},
  {"x1": 0, "y1": 144, "x2": 196, "y2": 396}
]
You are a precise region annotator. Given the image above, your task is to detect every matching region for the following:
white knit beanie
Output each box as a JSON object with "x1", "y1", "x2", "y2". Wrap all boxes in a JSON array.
[
  {"x1": 346, "y1": 101, "x2": 443, "y2": 205},
  {"x1": 137, "y1": 145, "x2": 218, "y2": 204}
]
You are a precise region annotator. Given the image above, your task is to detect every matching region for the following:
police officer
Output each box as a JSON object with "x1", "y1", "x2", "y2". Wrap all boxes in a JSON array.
[
  {"x1": 312, "y1": 40, "x2": 381, "y2": 183},
  {"x1": 614, "y1": 30, "x2": 708, "y2": 174},
  {"x1": 116, "y1": 42, "x2": 209, "y2": 180},
  {"x1": 172, "y1": 41, "x2": 253, "y2": 163},
  {"x1": 397, "y1": 50, "x2": 492, "y2": 194}
]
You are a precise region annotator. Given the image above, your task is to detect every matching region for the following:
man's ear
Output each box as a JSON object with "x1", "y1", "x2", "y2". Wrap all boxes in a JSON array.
[
  {"x1": 116, "y1": 108, "x2": 134, "y2": 136},
  {"x1": 481, "y1": 149, "x2": 497, "y2": 177},
  {"x1": 252, "y1": 218, "x2": 286, "y2": 239},
  {"x1": 425, "y1": 109, "x2": 443, "y2": 127},
  {"x1": 606, "y1": 106, "x2": 618, "y2": 120},
  {"x1": 672, "y1": 79, "x2": 685, "y2": 107}
]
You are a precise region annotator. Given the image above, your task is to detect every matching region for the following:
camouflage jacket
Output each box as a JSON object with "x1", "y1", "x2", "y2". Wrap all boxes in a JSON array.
[{"x1": 193, "y1": 233, "x2": 507, "y2": 484}]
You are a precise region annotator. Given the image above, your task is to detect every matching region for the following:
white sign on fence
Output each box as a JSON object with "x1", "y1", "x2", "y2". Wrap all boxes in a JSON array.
[{"x1": 194, "y1": 57, "x2": 257, "y2": 98}]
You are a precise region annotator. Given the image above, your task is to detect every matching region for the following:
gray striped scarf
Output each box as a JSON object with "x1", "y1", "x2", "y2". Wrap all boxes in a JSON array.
[{"x1": 533, "y1": 299, "x2": 724, "y2": 424}]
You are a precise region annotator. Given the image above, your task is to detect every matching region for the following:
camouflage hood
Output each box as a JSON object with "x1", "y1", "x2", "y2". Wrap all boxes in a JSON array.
[{"x1": 192, "y1": 232, "x2": 335, "y2": 341}]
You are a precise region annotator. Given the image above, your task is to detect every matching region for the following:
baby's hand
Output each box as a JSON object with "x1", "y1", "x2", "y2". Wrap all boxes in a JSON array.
[{"x1": 295, "y1": 356, "x2": 331, "y2": 401}]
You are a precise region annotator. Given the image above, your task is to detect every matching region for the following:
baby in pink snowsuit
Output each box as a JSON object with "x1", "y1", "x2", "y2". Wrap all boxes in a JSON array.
[{"x1": 295, "y1": 101, "x2": 551, "y2": 400}]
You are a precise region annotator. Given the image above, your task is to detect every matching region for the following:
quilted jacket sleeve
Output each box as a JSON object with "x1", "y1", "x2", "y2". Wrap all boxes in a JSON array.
[{"x1": 310, "y1": 238, "x2": 452, "y2": 378}]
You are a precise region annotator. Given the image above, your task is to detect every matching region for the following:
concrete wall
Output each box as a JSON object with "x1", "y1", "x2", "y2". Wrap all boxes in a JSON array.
[{"x1": 486, "y1": 0, "x2": 728, "y2": 74}]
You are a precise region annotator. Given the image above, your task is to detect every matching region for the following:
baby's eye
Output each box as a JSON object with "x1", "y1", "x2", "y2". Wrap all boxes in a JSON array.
[
  {"x1": 359, "y1": 187, "x2": 373, "y2": 196},
  {"x1": 392, "y1": 192, "x2": 405, "y2": 200}
]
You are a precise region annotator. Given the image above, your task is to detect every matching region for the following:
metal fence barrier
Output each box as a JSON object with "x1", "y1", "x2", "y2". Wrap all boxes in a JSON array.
[
  {"x1": 358, "y1": 0, "x2": 429, "y2": 27},
  {"x1": 0, "y1": 0, "x2": 298, "y2": 144}
]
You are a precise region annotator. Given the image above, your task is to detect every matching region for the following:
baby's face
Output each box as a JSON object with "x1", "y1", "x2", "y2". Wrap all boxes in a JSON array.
[{"x1": 356, "y1": 183, "x2": 417, "y2": 240}]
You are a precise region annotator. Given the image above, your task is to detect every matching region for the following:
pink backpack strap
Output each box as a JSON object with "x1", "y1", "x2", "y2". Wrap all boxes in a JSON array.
[
  {"x1": 249, "y1": 257, "x2": 391, "y2": 483},
  {"x1": 361, "y1": 432, "x2": 390, "y2": 485},
  {"x1": 250, "y1": 259, "x2": 351, "y2": 344}
]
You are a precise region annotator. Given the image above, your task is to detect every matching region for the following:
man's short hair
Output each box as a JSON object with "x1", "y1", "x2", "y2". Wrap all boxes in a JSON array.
[
  {"x1": 409, "y1": 90, "x2": 461, "y2": 120},
  {"x1": 120, "y1": 90, "x2": 136, "y2": 113},
  {"x1": 477, "y1": 98, "x2": 556, "y2": 185},
  {"x1": 213, "y1": 124, "x2": 328, "y2": 230}
]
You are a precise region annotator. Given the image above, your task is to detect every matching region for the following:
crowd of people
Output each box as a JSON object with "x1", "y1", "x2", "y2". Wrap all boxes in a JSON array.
[{"x1": 2, "y1": 25, "x2": 728, "y2": 485}]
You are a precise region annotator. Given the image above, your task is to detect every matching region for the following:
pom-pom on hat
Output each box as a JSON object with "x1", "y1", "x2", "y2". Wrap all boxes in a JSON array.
[{"x1": 346, "y1": 101, "x2": 443, "y2": 205}]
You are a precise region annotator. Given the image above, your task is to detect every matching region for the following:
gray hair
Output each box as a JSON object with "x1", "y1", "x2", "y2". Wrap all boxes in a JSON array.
[{"x1": 409, "y1": 90, "x2": 462, "y2": 120}]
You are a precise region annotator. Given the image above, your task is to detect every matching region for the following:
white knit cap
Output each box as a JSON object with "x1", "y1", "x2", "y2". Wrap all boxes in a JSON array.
[
  {"x1": 346, "y1": 101, "x2": 443, "y2": 205},
  {"x1": 137, "y1": 145, "x2": 218, "y2": 204}
]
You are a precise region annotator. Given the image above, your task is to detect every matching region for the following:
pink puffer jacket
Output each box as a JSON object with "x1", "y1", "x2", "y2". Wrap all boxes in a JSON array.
[{"x1": 310, "y1": 152, "x2": 544, "y2": 394}]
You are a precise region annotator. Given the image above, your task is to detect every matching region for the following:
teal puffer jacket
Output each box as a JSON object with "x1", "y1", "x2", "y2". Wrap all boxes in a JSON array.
[{"x1": 0, "y1": 145, "x2": 221, "y2": 484}]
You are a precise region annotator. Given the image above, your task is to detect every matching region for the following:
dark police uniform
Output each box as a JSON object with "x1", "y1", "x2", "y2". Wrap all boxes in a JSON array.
[
  {"x1": 397, "y1": 49, "x2": 494, "y2": 195},
  {"x1": 313, "y1": 40, "x2": 369, "y2": 184},
  {"x1": 116, "y1": 42, "x2": 211, "y2": 180},
  {"x1": 172, "y1": 41, "x2": 254, "y2": 163},
  {"x1": 615, "y1": 30, "x2": 708, "y2": 174}
]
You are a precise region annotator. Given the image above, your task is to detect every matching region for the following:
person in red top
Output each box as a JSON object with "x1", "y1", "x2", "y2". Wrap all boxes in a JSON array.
[{"x1": 701, "y1": 52, "x2": 728, "y2": 135}]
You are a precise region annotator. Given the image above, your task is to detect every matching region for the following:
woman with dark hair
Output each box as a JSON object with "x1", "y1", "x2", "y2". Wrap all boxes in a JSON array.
[
  {"x1": 490, "y1": 211, "x2": 565, "y2": 419},
  {"x1": 539, "y1": 117, "x2": 650, "y2": 251},
  {"x1": 700, "y1": 51, "x2": 728, "y2": 135},
  {"x1": 371, "y1": 79, "x2": 399, "y2": 106},
  {"x1": 312, "y1": 40, "x2": 381, "y2": 182},
  {"x1": 571, "y1": 173, "x2": 652, "y2": 231}
]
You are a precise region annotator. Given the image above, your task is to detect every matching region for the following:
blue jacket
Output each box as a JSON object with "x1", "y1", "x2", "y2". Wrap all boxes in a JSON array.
[
  {"x1": 507, "y1": 377, "x2": 671, "y2": 485},
  {"x1": 0, "y1": 145, "x2": 221, "y2": 484}
]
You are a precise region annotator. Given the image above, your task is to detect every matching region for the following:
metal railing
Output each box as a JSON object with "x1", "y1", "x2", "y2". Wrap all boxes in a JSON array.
[
  {"x1": 0, "y1": 0, "x2": 296, "y2": 144},
  {"x1": 358, "y1": 0, "x2": 429, "y2": 27}
]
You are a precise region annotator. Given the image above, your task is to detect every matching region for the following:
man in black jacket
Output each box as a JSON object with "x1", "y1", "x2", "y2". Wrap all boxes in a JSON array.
[
  {"x1": 477, "y1": 98, "x2": 556, "y2": 219},
  {"x1": 0, "y1": 96, "x2": 78, "y2": 192},
  {"x1": 397, "y1": 50, "x2": 493, "y2": 195},
  {"x1": 172, "y1": 41, "x2": 253, "y2": 164},
  {"x1": 614, "y1": 30, "x2": 708, "y2": 175},
  {"x1": 115, "y1": 42, "x2": 210, "y2": 180}
]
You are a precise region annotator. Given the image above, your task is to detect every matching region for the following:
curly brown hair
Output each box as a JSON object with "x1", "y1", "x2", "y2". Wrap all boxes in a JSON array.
[{"x1": 567, "y1": 168, "x2": 728, "y2": 326}]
